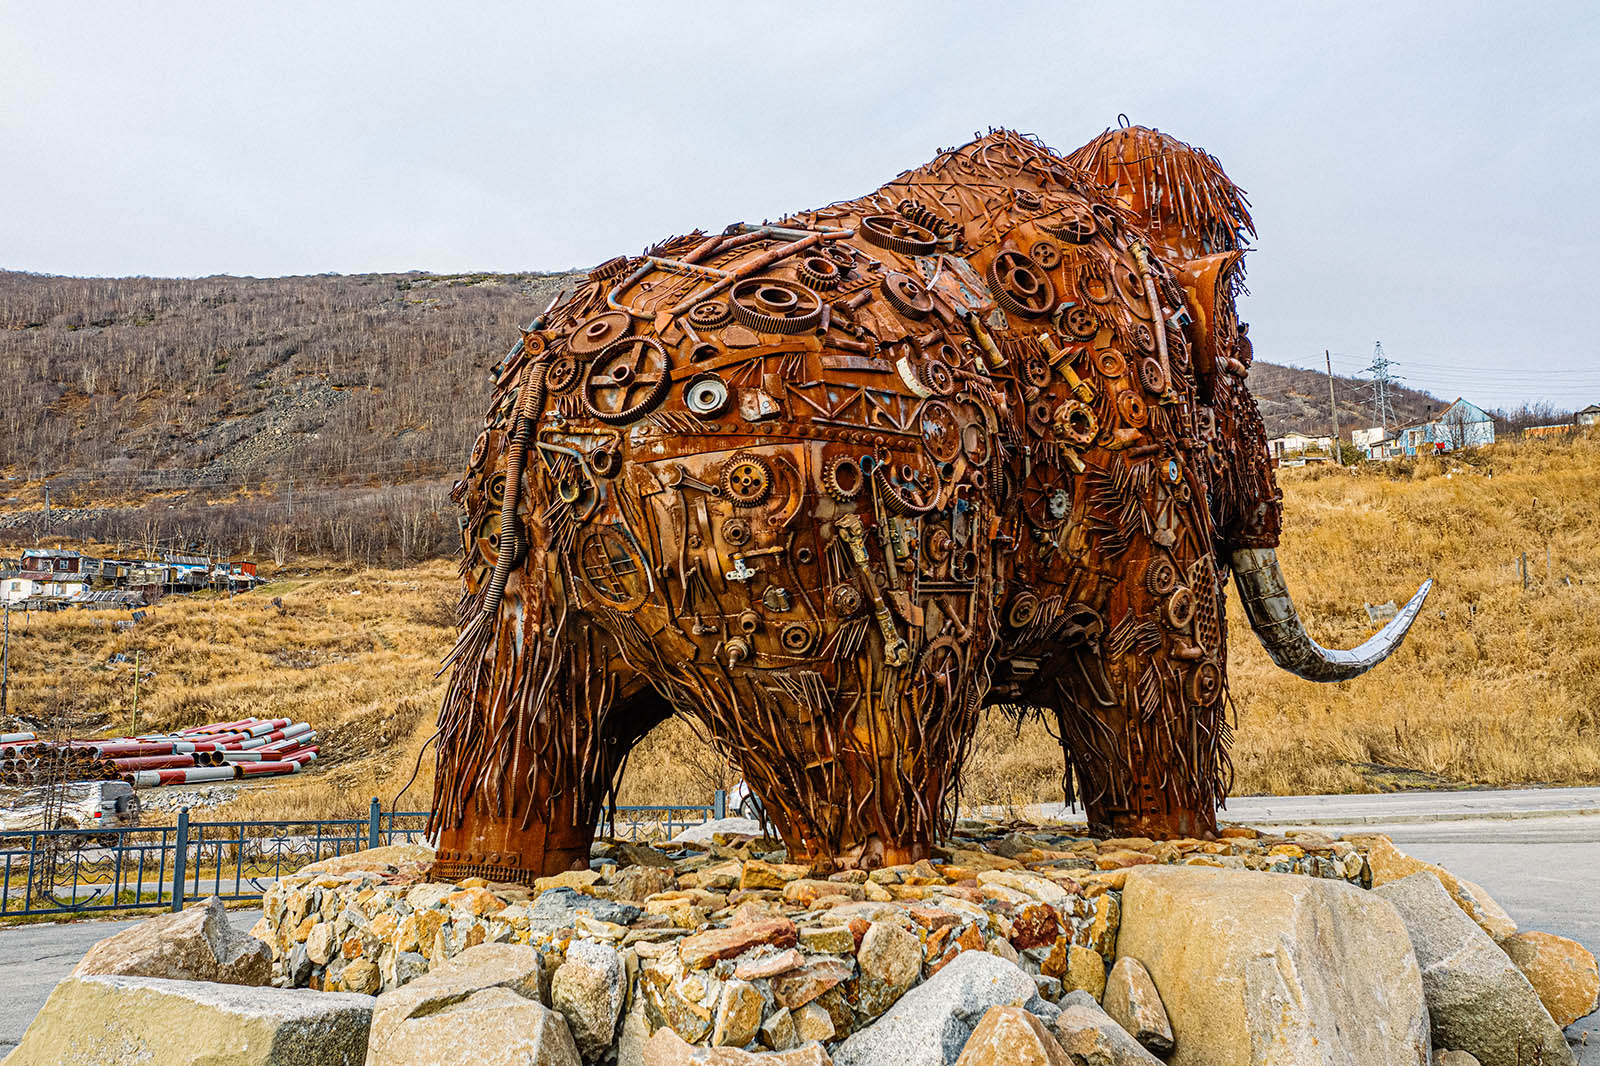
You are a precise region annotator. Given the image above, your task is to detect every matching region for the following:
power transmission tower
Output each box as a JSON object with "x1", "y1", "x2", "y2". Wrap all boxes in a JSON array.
[{"x1": 1358, "y1": 341, "x2": 1402, "y2": 431}]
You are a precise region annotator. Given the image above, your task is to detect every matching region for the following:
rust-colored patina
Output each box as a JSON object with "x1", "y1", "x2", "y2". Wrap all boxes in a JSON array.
[{"x1": 427, "y1": 123, "x2": 1427, "y2": 882}]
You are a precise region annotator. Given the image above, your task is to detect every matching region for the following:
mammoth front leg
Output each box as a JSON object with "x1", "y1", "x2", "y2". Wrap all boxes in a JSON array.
[
  {"x1": 1054, "y1": 555, "x2": 1231, "y2": 840},
  {"x1": 429, "y1": 619, "x2": 671, "y2": 883}
]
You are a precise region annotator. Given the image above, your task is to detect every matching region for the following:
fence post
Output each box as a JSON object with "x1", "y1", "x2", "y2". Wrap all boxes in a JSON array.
[
  {"x1": 171, "y1": 808, "x2": 189, "y2": 913},
  {"x1": 714, "y1": 789, "x2": 726, "y2": 820},
  {"x1": 368, "y1": 798, "x2": 381, "y2": 850}
]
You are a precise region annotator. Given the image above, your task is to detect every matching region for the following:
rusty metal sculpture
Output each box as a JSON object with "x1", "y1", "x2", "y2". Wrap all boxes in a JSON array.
[{"x1": 427, "y1": 123, "x2": 1430, "y2": 883}]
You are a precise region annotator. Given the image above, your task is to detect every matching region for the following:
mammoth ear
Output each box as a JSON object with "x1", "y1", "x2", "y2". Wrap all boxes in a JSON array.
[{"x1": 1172, "y1": 251, "x2": 1245, "y2": 389}]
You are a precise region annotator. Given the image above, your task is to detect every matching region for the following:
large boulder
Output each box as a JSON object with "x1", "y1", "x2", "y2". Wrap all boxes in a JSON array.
[
  {"x1": 1372, "y1": 873, "x2": 1575, "y2": 1066},
  {"x1": 71, "y1": 895, "x2": 271, "y2": 986},
  {"x1": 367, "y1": 941, "x2": 547, "y2": 1057},
  {"x1": 298, "y1": 844, "x2": 435, "y2": 878},
  {"x1": 4, "y1": 974, "x2": 372, "y2": 1065},
  {"x1": 551, "y1": 939, "x2": 628, "y2": 1060},
  {"x1": 1116, "y1": 865, "x2": 1431, "y2": 1066},
  {"x1": 367, "y1": 985, "x2": 581, "y2": 1066},
  {"x1": 1500, "y1": 931, "x2": 1600, "y2": 1028},
  {"x1": 1053, "y1": 991, "x2": 1162, "y2": 1065},
  {"x1": 833, "y1": 949, "x2": 1038, "y2": 1066}
]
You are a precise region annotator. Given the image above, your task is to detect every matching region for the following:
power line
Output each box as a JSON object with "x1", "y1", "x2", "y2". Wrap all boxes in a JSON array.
[{"x1": 1357, "y1": 341, "x2": 1402, "y2": 431}]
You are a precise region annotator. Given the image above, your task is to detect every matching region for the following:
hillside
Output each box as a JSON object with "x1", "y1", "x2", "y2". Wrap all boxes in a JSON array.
[
  {"x1": 0, "y1": 269, "x2": 1470, "y2": 558},
  {"x1": 1246, "y1": 360, "x2": 1443, "y2": 440}
]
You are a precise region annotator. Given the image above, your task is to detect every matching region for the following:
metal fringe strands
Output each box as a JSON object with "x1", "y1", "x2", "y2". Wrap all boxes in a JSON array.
[{"x1": 426, "y1": 124, "x2": 1304, "y2": 880}]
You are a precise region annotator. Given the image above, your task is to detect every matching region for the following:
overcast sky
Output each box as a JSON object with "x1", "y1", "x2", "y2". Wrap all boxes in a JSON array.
[{"x1": 4, "y1": 2, "x2": 1597, "y2": 410}]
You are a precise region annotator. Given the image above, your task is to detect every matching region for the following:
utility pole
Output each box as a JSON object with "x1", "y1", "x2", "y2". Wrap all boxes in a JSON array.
[
  {"x1": 129, "y1": 649, "x2": 141, "y2": 734},
  {"x1": 1325, "y1": 350, "x2": 1343, "y2": 464},
  {"x1": 1359, "y1": 341, "x2": 1401, "y2": 431}
]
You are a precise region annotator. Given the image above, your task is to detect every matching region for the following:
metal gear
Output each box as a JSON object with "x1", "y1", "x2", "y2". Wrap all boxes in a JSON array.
[
  {"x1": 588, "y1": 256, "x2": 632, "y2": 284},
  {"x1": 796, "y1": 254, "x2": 844, "y2": 291},
  {"x1": 1145, "y1": 555, "x2": 1179, "y2": 596},
  {"x1": 1030, "y1": 239, "x2": 1062, "y2": 270},
  {"x1": 570, "y1": 310, "x2": 632, "y2": 356},
  {"x1": 688, "y1": 299, "x2": 733, "y2": 330},
  {"x1": 987, "y1": 250, "x2": 1055, "y2": 318},
  {"x1": 1054, "y1": 399, "x2": 1098, "y2": 446},
  {"x1": 1042, "y1": 202, "x2": 1096, "y2": 243},
  {"x1": 895, "y1": 198, "x2": 959, "y2": 241},
  {"x1": 546, "y1": 353, "x2": 582, "y2": 393},
  {"x1": 921, "y1": 358, "x2": 957, "y2": 396},
  {"x1": 1118, "y1": 390, "x2": 1149, "y2": 428},
  {"x1": 1058, "y1": 305, "x2": 1098, "y2": 341},
  {"x1": 1164, "y1": 587, "x2": 1196, "y2": 630},
  {"x1": 881, "y1": 272, "x2": 934, "y2": 319},
  {"x1": 919, "y1": 400, "x2": 962, "y2": 463},
  {"x1": 1006, "y1": 592, "x2": 1039, "y2": 628},
  {"x1": 729, "y1": 277, "x2": 825, "y2": 334},
  {"x1": 1138, "y1": 357, "x2": 1168, "y2": 396},
  {"x1": 721, "y1": 452, "x2": 774, "y2": 506},
  {"x1": 1187, "y1": 661, "x2": 1224, "y2": 706},
  {"x1": 821, "y1": 456, "x2": 863, "y2": 501},
  {"x1": 1023, "y1": 355, "x2": 1053, "y2": 389},
  {"x1": 581, "y1": 336, "x2": 671, "y2": 423},
  {"x1": 860, "y1": 214, "x2": 938, "y2": 256},
  {"x1": 1129, "y1": 321, "x2": 1156, "y2": 354},
  {"x1": 1095, "y1": 349, "x2": 1127, "y2": 379}
]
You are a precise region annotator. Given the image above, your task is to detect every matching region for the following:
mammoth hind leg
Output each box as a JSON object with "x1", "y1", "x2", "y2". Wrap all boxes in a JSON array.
[{"x1": 429, "y1": 623, "x2": 673, "y2": 883}]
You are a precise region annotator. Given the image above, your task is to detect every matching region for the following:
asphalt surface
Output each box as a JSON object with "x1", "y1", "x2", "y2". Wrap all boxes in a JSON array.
[{"x1": 2, "y1": 788, "x2": 1596, "y2": 1061}]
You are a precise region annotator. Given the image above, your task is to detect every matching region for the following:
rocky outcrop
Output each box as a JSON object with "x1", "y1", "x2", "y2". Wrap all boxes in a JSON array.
[
  {"x1": 1100, "y1": 957, "x2": 1172, "y2": 1056},
  {"x1": 5, "y1": 974, "x2": 372, "y2": 1066},
  {"x1": 1500, "y1": 930, "x2": 1600, "y2": 1028},
  {"x1": 1372, "y1": 873, "x2": 1574, "y2": 1066},
  {"x1": 1117, "y1": 865, "x2": 1431, "y2": 1066},
  {"x1": 1362, "y1": 837, "x2": 1516, "y2": 942},
  {"x1": 643, "y1": 1028, "x2": 832, "y2": 1063},
  {"x1": 832, "y1": 950, "x2": 1038, "y2": 1066},
  {"x1": 72, "y1": 895, "x2": 271, "y2": 986}
]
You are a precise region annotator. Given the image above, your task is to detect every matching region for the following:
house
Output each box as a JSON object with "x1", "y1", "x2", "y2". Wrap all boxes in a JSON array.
[
  {"x1": 1394, "y1": 398, "x2": 1495, "y2": 456},
  {"x1": 16, "y1": 549, "x2": 90, "y2": 600},
  {"x1": 1269, "y1": 432, "x2": 1335, "y2": 460},
  {"x1": 1578, "y1": 404, "x2": 1600, "y2": 427}
]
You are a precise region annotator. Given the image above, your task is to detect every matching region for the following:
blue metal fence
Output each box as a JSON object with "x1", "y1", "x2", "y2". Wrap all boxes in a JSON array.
[{"x1": 1, "y1": 794, "x2": 722, "y2": 919}]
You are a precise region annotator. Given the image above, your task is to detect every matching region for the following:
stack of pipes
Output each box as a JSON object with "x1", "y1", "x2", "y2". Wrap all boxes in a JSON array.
[{"x1": 0, "y1": 719, "x2": 319, "y2": 788}]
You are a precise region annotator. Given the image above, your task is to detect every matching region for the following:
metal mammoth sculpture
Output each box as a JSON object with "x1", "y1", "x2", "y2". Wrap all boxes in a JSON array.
[{"x1": 426, "y1": 124, "x2": 1430, "y2": 883}]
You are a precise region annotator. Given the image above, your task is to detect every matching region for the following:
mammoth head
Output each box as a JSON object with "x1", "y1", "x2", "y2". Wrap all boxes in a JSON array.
[{"x1": 1069, "y1": 121, "x2": 1431, "y2": 682}]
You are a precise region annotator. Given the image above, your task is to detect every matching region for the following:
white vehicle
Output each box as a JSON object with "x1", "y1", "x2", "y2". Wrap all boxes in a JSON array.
[
  {"x1": 728, "y1": 779, "x2": 765, "y2": 822},
  {"x1": 0, "y1": 781, "x2": 142, "y2": 843}
]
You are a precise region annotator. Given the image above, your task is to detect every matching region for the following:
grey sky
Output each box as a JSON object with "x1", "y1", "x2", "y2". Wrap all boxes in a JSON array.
[{"x1": 4, "y1": 2, "x2": 1597, "y2": 410}]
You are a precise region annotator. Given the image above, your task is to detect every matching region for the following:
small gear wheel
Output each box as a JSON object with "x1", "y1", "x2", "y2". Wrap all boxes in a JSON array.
[
  {"x1": 1138, "y1": 357, "x2": 1168, "y2": 396},
  {"x1": 1118, "y1": 390, "x2": 1149, "y2": 428},
  {"x1": 1006, "y1": 592, "x2": 1039, "y2": 628},
  {"x1": 1095, "y1": 349, "x2": 1127, "y2": 378},
  {"x1": 721, "y1": 452, "x2": 774, "y2": 506},
  {"x1": 688, "y1": 299, "x2": 733, "y2": 330},
  {"x1": 1164, "y1": 587, "x2": 1196, "y2": 630},
  {"x1": 860, "y1": 214, "x2": 938, "y2": 256},
  {"x1": 683, "y1": 374, "x2": 731, "y2": 417},
  {"x1": 1058, "y1": 305, "x2": 1098, "y2": 341},
  {"x1": 546, "y1": 353, "x2": 582, "y2": 393},
  {"x1": 1029, "y1": 240, "x2": 1062, "y2": 270},
  {"x1": 729, "y1": 277, "x2": 824, "y2": 334},
  {"x1": 881, "y1": 272, "x2": 934, "y2": 319},
  {"x1": 796, "y1": 254, "x2": 844, "y2": 291},
  {"x1": 895, "y1": 198, "x2": 959, "y2": 240},
  {"x1": 570, "y1": 310, "x2": 633, "y2": 356},
  {"x1": 829, "y1": 583, "x2": 863, "y2": 617},
  {"x1": 582, "y1": 336, "x2": 671, "y2": 424},
  {"x1": 1187, "y1": 661, "x2": 1224, "y2": 705},
  {"x1": 1129, "y1": 321, "x2": 1156, "y2": 354},
  {"x1": 1023, "y1": 355, "x2": 1053, "y2": 389},
  {"x1": 921, "y1": 358, "x2": 957, "y2": 396},
  {"x1": 987, "y1": 250, "x2": 1055, "y2": 318},
  {"x1": 469, "y1": 429, "x2": 490, "y2": 469},
  {"x1": 1145, "y1": 555, "x2": 1179, "y2": 596},
  {"x1": 821, "y1": 455, "x2": 864, "y2": 501},
  {"x1": 1042, "y1": 202, "x2": 1096, "y2": 243},
  {"x1": 1014, "y1": 189, "x2": 1044, "y2": 212},
  {"x1": 919, "y1": 400, "x2": 962, "y2": 463}
]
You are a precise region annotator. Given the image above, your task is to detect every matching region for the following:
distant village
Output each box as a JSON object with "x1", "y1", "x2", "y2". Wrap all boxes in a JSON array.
[
  {"x1": 1269, "y1": 398, "x2": 1600, "y2": 466},
  {"x1": 0, "y1": 548, "x2": 262, "y2": 611}
]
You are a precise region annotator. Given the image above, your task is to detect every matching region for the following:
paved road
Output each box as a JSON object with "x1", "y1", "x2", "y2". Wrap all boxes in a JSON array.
[
  {"x1": 0, "y1": 908, "x2": 261, "y2": 1057},
  {"x1": 2, "y1": 788, "x2": 1596, "y2": 1060}
]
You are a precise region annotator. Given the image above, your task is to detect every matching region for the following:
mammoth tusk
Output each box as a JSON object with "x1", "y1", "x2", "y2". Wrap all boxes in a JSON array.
[{"x1": 1231, "y1": 547, "x2": 1432, "y2": 682}]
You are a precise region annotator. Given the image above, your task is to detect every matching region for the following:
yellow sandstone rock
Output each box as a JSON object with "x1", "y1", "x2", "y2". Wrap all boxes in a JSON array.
[
  {"x1": 1501, "y1": 930, "x2": 1600, "y2": 1028},
  {"x1": 1363, "y1": 837, "x2": 1517, "y2": 942}
]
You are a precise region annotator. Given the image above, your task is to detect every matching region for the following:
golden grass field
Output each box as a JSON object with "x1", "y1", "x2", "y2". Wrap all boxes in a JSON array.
[{"x1": 6, "y1": 432, "x2": 1598, "y2": 820}]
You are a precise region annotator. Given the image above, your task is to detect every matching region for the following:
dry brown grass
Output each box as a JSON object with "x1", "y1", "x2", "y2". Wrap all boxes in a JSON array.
[{"x1": 7, "y1": 432, "x2": 1596, "y2": 822}]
